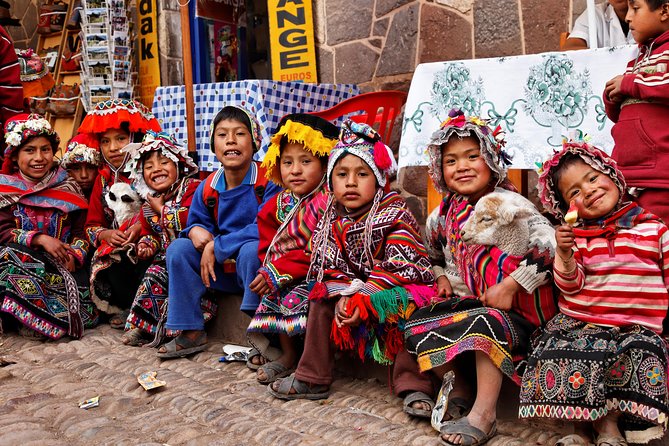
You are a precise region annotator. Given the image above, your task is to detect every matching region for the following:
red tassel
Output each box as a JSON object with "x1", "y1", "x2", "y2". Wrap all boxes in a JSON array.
[
  {"x1": 308, "y1": 281, "x2": 328, "y2": 300},
  {"x1": 357, "y1": 337, "x2": 367, "y2": 361},
  {"x1": 331, "y1": 318, "x2": 354, "y2": 350},
  {"x1": 348, "y1": 292, "x2": 370, "y2": 320},
  {"x1": 384, "y1": 326, "x2": 403, "y2": 361},
  {"x1": 373, "y1": 141, "x2": 392, "y2": 170}
]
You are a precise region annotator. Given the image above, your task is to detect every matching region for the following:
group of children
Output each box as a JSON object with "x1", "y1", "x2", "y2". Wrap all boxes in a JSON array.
[{"x1": 0, "y1": 1, "x2": 668, "y2": 444}]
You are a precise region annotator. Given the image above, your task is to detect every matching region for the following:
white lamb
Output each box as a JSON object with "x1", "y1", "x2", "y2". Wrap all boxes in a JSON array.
[
  {"x1": 460, "y1": 189, "x2": 553, "y2": 256},
  {"x1": 105, "y1": 182, "x2": 142, "y2": 228}
]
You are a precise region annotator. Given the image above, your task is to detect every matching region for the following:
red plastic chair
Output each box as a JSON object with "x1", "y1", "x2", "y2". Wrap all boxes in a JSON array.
[{"x1": 309, "y1": 90, "x2": 408, "y2": 141}]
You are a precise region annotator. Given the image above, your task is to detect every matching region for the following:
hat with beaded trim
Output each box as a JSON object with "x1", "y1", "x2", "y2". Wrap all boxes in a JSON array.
[
  {"x1": 262, "y1": 113, "x2": 339, "y2": 187},
  {"x1": 208, "y1": 104, "x2": 263, "y2": 154},
  {"x1": 426, "y1": 108, "x2": 512, "y2": 194},
  {"x1": 77, "y1": 99, "x2": 161, "y2": 135},
  {"x1": 60, "y1": 133, "x2": 102, "y2": 168},
  {"x1": 122, "y1": 130, "x2": 198, "y2": 198},
  {"x1": 326, "y1": 119, "x2": 396, "y2": 188},
  {"x1": 2, "y1": 113, "x2": 59, "y2": 174},
  {"x1": 537, "y1": 138, "x2": 626, "y2": 221}
]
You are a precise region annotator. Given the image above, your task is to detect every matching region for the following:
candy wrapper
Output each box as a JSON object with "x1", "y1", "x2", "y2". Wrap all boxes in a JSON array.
[
  {"x1": 431, "y1": 370, "x2": 455, "y2": 432},
  {"x1": 219, "y1": 351, "x2": 249, "y2": 363},
  {"x1": 137, "y1": 371, "x2": 166, "y2": 391},
  {"x1": 79, "y1": 396, "x2": 99, "y2": 409}
]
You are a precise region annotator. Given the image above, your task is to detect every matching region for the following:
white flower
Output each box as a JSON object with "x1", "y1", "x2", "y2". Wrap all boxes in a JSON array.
[{"x1": 5, "y1": 132, "x2": 21, "y2": 146}]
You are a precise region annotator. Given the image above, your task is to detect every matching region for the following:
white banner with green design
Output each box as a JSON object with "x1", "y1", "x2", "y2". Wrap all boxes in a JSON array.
[{"x1": 399, "y1": 45, "x2": 638, "y2": 169}]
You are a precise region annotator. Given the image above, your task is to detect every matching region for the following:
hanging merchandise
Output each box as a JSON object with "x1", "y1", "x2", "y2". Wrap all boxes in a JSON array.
[
  {"x1": 214, "y1": 22, "x2": 238, "y2": 82},
  {"x1": 79, "y1": 0, "x2": 134, "y2": 111}
]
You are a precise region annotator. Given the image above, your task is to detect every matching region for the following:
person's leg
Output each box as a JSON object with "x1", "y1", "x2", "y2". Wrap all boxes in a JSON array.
[
  {"x1": 393, "y1": 348, "x2": 435, "y2": 413},
  {"x1": 235, "y1": 240, "x2": 261, "y2": 315},
  {"x1": 441, "y1": 351, "x2": 500, "y2": 445},
  {"x1": 256, "y1": 334, "x2": 298, "y2": 382},
  {"x1": 270, "y1": 298, "x2": 336, "y2": 395}
]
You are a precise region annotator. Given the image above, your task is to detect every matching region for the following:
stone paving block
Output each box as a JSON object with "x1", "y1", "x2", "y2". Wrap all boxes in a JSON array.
[{"x1": 0, "y1": 428, "x2": 57, "y2": 444}]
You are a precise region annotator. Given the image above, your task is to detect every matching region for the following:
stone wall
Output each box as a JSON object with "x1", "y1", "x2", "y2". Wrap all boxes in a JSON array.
[{"x1": 311, "y1": 0, "x2": 586, "y2": 223}]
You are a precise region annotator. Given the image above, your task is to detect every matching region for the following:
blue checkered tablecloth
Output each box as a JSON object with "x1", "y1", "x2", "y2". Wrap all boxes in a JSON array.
[{"x1": 152, "y1": 80, "x2": 360, "y2": 171}]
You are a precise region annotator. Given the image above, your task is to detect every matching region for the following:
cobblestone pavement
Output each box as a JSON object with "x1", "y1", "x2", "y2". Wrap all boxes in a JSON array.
[{"x1": 0, "y1": 325, "x2": 665, "y2": 446}]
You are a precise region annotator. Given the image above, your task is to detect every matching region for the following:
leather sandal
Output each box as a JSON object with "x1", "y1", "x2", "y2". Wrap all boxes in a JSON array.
[
  {"x1": 267, "y1": 374, "x2": 330, "y2": 401},
  {"x1": 403, "y1": 391, "x2": 435, "y2": 418},
  {"x1": 156, "y1": 332, "x2": 207, "y2": 359},
  {"x1": 440, "y1": 417, "x2": 497, "y2": 446}
]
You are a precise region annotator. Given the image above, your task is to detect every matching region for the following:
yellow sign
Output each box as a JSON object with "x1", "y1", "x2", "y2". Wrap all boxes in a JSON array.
[
  {"x1": 268, "y1": 0, "x2": 318, "y2": 83},
  {"x1": 137, "y1": 0, "x2": 161, "y2": 107}
]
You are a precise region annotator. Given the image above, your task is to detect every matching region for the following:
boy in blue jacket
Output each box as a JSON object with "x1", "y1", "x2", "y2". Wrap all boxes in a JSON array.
[{"x1": 157, "y1": 105, "x2": 281, "y2": 358}]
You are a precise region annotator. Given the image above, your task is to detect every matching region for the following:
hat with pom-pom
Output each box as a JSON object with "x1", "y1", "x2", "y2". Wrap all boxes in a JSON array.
[
  {"x1": 426, "y1": 108, "x2": 512, "y2": 194},
  {"x1": 326, "y1": 119, "x2": 396, "y2": 188},
  {"x1": 77, "y1": 99, "x2": 161, "y2": 135},
  {"x1": 60, "y1": 133, "x2": 102, "y2": 168},
  {"x1": 537, "y1": 139, "x2": 626, "y2": 221}
]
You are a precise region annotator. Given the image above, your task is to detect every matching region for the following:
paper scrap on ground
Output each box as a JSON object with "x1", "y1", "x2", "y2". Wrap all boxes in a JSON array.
[
  {"x1": 431, "y1": 371, "x2": 455, "y2": 432},
  {"x1": 222, "y1": 344, "x2": 252, "y2": 355},
  {"x1": 79, "y1": 396, "x2": 99, "y2": 409},
  {"x1": 137, "y1": 371, "x2": 166, "y2": 391}
]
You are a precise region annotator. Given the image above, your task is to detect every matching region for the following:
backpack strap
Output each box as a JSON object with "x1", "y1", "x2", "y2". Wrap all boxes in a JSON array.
[
  {"x1": 202, "y1": 169, "x2": 222, "y2": 222},
  {"x1": 253, "y1": 163, "x2": 270, "y2": 205}
]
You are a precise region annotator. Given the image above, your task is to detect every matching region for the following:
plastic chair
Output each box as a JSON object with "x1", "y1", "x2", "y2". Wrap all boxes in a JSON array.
[{"x1": 309, "y1": 90, "x2": 408, "y2": 141}]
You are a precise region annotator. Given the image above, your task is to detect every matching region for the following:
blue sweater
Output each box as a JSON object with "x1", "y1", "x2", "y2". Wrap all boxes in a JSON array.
[{"x1": 181, "y1": 162, "x2": 281, "y2": 263}]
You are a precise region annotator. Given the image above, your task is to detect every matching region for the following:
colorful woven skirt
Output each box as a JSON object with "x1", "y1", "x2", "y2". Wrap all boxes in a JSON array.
[
  {"x1": 404, "y1": 297, "x2": 533, "y2": 385},
  {"x1": 519, "y1": 313, "x2": 669, "y2": 443},
  {"x1": 248, "y1": 281, "x2": 309, "y2": 336},
  {"x1": 125, "y1": 257, "x2": 216, "y2": 343},
  {"x1": 0, "y1": 244, "x2": 98, "y2": 339}
]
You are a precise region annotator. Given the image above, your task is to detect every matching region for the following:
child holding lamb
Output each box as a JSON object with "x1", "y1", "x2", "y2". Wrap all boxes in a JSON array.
[
  {"x1": 402, "y1": 109, "x2": 557, "y2": 446},
  {"x1": 519, "y1": 140, "x2": 669, "y2": 446}
]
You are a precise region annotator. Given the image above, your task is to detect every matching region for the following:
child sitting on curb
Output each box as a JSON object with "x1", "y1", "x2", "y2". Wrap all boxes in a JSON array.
[
  {"x1": 247, "y1": 113, "x2": 339, "y2": 384},
  {"x1": 268, "y1": 119, "x2": 434, "y2": 400}
]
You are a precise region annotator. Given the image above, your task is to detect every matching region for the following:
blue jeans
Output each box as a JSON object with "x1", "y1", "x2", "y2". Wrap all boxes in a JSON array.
[{"x1": 165, "y1": 238, "x2": 260, "y2": 331}]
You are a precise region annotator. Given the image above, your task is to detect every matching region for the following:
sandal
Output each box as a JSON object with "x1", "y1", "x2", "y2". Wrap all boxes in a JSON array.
[
  {"x1": 121, "y1": 328, "x2": 151, "y2": 346},
  {"x1": 109, "y1": 310, "x2": 130, "y2": 330},
  {"x1": 267, "y1": 374, "x2": 330, "y2": 401},
  {"x1": 555, "y1": 434, "x2": 593, "y2": 446},
  {"x1": 403, "y1": 391, "x2": 435, "y2": 418},
  {"x1": 257, "y1": 361, "x2": 295, "y2": 385},
  {"x1": 246, "y1": 348, "x2": 267, "y2": 370},
  {"x1": 439, "y1": 417, "x2": 497, "y2": 446},
  {"x1": 156, "y1": 332, "x2": 207, "y2": 359},
  {"x1": 595, "y1": 435, "x2": 627, "y2": 446}
]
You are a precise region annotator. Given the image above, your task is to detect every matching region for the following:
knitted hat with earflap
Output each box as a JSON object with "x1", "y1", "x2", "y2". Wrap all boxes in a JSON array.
[
  {"x1": 122, "y1": 130, "x2": 198, "y2": 199},
  {"x1": 60, "y1": 133, "x2": 102, "y2": 169},
  {"x1": 208, "y1": 105, "x2": 262, "y2": 154},
  {"x1": 308, "y1": 119, "x2": 397, "y2": 301},
  {"x1": 2, "y1": 113, "x2": 60, "y2": 174},
  {"x1": 262, "y1": 113, "x2": 339, "y2": 187},
  {"x1": 426, "y1": 108, "x2": 512, "y2": 194},
  {"x1": 326, "y1": 119, "x2": 397, "y2": 189},
  {"x1": 537, "y1": 139, "x2": 627, "y2": 223}
]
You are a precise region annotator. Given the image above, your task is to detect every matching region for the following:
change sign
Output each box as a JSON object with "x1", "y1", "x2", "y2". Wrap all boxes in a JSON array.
[{"x1": 268, "y1": 0, "x2": 318, "y2": 83}]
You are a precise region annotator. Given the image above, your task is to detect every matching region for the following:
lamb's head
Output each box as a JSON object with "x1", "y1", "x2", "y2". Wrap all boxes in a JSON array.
[
  {"x1": 461, "y1": 192, "x2": 534, "y2": 255},
  {"x1": 106, "y1": 182, "x2": 142, "y2": 227}
]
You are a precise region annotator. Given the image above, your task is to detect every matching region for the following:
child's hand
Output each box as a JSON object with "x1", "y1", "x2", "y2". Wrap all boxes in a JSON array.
[
  {"x1": 480, "y1": 276, "x2": 519, "y2": 311},
  {"x1": 146, "y1": 193, "x2": 165, "y2": 215},
  {"x1": 100, "y1": 228, "x2": 127, "y2": 247},
  {"x1": 200, "y1": 240, "x2": 217, "y2": 288},
  {"x1": 249, "y1": 273, "x2": 270, "y2": 296},
  {"x1": 189, "y1": 226, "x2": 214, "y2": 252},
  {"x1": 555, "y1": 224, "x2": 575, "y2": 254},
  {"x1": 435, "y1": 275, "x2": 454, "y2": 298},
  {"x1": 33, "y1": 234, "x2": 71, "y2": 264},
  {"x1": 137, "y1": 242, "x2": 156, "y2": 260},
  {"x1": 334, "y1": 296, "x2": 362, "y2": 328},
  {"x1": 605, "y1": 75, "x2": 624, "y2": 103},
  {"x1": 122, "y1": 222, "x2": 142, "y2": 245},
  {"x1": 64, "y1": 252, "x2": 76, "y2": 272}
]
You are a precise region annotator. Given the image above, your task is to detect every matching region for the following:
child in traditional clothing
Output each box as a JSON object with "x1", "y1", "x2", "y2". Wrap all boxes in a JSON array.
[
  {"x1": 60, "y1": 133, "x2": 102, "y2": 200},
  {"x1": 79, "y1": 99, "x2": 161, "y2": 328},
  {"x1": 519, "y1": 141, "x2": 669, "y2": 446},
  {"x1": 247, "y1": 113, "x2": 339, "y2": 384},
  {"x1": 268, "y1": 119, "x2": 435, "y2": 400},
  {"x1": 156, "y1": 105, "x2": 281, "y2": 359},
  {"x1": 119, "y1": 131, "x2": 202, "y2": 346},
  {"x1": 0, "y1": 114, "x2": 98, "y2": 339},
  {"x1": 402, "y1": 109, "x2": 557, "y2": 446}
]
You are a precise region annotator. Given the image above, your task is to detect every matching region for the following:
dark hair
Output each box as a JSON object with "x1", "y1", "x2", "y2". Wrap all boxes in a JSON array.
[
  {"x1": 550, "y1": 152, "x2": 585, "y2": 212},
  {"x1": 278, "y1": 135, "x2": 329, "y2": 168},
  {"x1": 18, "y1": 133, "x2": 59, "y2": 154},
  {"x1": 645, "y1": 0, "x2": 669, "y2": 10},
  {"x1": 210, "y1": 106, "x2": 256, "y2": 152}
]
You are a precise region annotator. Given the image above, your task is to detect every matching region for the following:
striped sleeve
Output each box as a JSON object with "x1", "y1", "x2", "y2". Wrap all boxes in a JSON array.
[
  {"x1": 620, "y1": 48, "x2": 669, "y2": 105},
  {"x1": 0, "y1": 27, "x2": 24, "y2": 122}
]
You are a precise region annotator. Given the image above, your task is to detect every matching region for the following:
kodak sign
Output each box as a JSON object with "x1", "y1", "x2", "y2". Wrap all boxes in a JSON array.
[{"x1": 268, "y1": 0, "x2": 318, "y2": 83}]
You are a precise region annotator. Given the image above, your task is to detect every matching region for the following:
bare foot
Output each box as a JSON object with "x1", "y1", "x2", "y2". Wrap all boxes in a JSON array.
[{"x1": 157, "y1": 330, "x2": 206, "y2": 354}]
